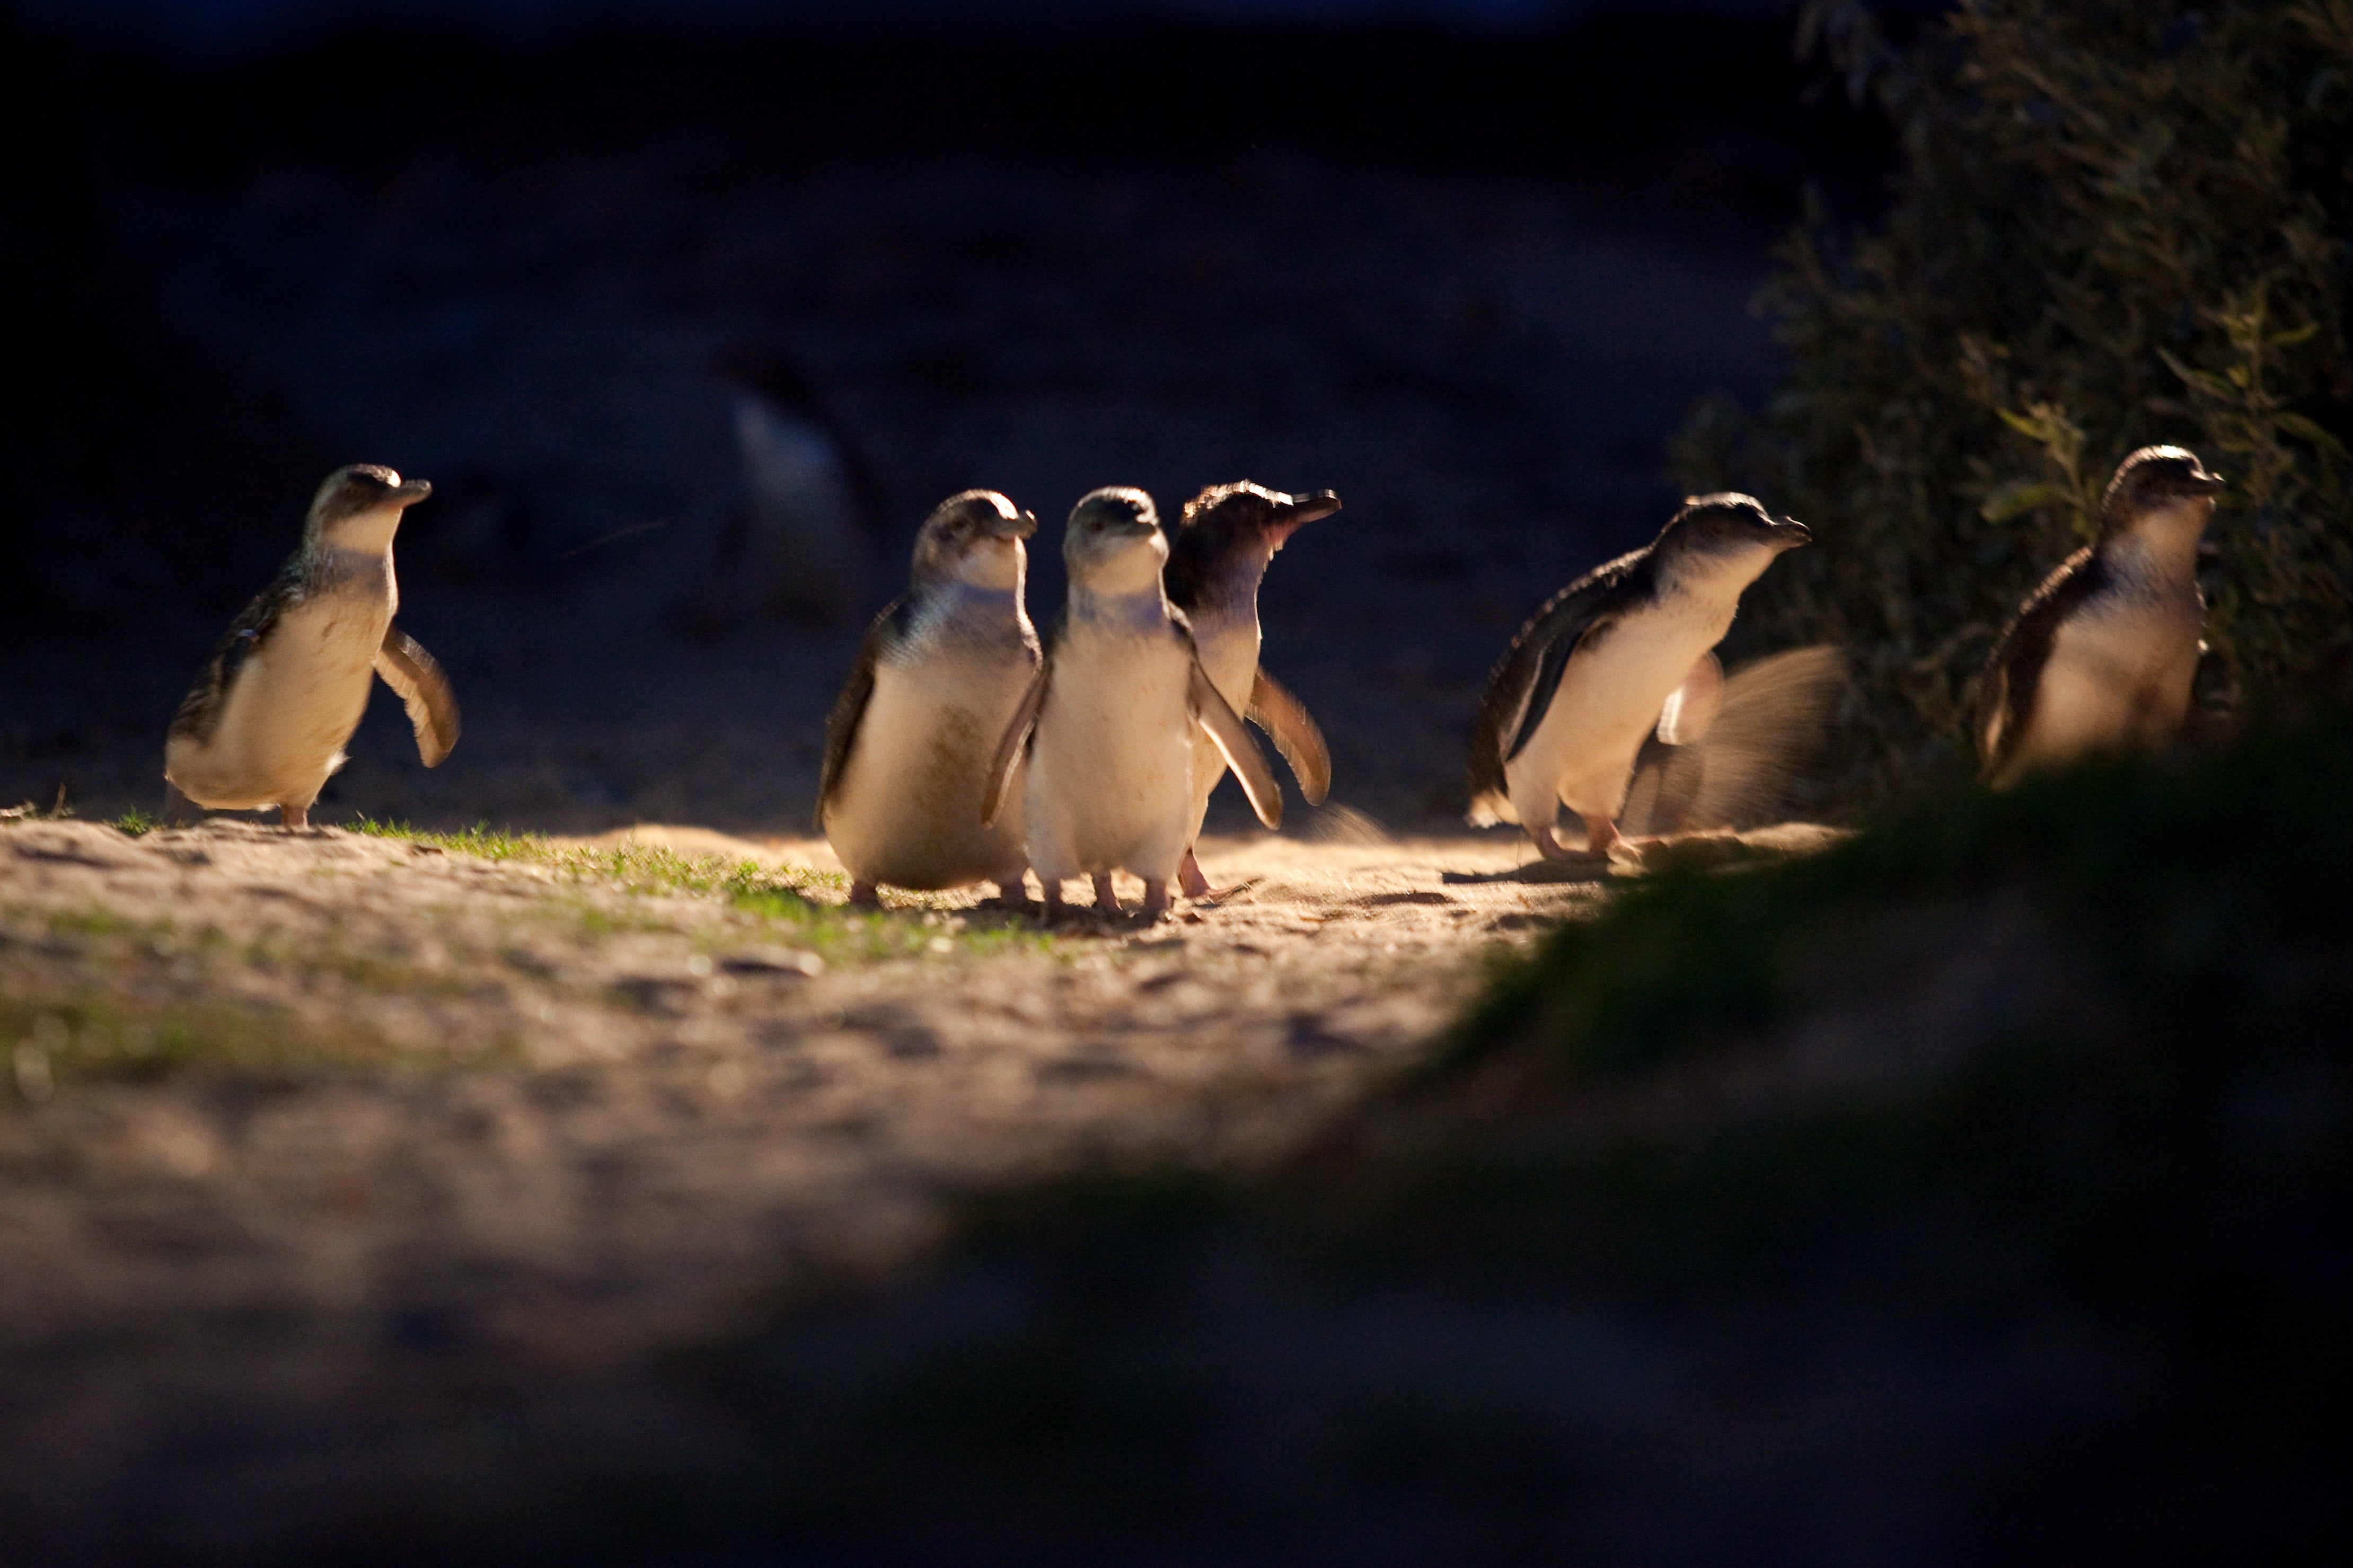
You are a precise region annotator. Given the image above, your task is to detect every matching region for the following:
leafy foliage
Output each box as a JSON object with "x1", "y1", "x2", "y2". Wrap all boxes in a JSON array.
[{"x1": 1680, "y1": 0, "x2": 2353, "y2": 796}]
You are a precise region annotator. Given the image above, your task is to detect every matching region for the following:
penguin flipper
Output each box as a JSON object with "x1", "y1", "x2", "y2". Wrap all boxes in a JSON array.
[
  {"x1": 169, "y1": 565, "x2": 300, "y2": 746},
  {"x1": 982, "y1": 662, "x2": 1051, "y2": 828},
  {"x1": 817, "y1": 607, "x2": 899, "y2": 828},
  {"x1": 374, "y1": 627, "x2": 462, "y2": 767},
  {"x1": 1977, "y1": 547, "x2": 2100, "y2": 782},
  {"x1": 1246, "y1": 668, "x2": 1330, "y2": 805},
  {"x1": 1628, "y1": 645, "x2": 1846, "y2": 832},
  {"x1": 1466, "y1": 551, "x2": 1650, "y2": 813},
  {"x1": 1191, "y1": 659, "x2": 1282, "y2": 830},
  {"x1": 1655, "y1": 651, "x2": 1725, "y2": 746}
]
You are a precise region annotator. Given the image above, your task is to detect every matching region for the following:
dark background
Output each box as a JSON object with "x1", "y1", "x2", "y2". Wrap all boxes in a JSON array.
[{"x1": 2, "y1": 0, "x2": 1911, "y2": 832}]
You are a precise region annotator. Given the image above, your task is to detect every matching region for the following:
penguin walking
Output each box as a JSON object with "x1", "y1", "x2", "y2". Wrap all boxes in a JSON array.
[
  {"x1": 818, "y1": 490, "x2": 1042, "y2": 907},
  {"x1": 678, "y1": 345, "x2": 888, "y2": 633},
  {"x1": 1466, "y1": 493, "x2": 1809, "y2": 861},
  {"x1": 1977, "y1": 446, "x2": 2225, "y2": 789},
  {"x1": 165, "y1": 465, "x2": 459, "y2": 829},
  {"x1": 1163, "y1": 481, "x2": 1341, "y2": 897},
  {"x1": 983, "y1": 488, "x2": 1281, "y2": 920}
]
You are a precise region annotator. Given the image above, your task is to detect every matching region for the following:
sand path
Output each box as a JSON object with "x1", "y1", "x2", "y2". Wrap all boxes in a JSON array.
[
  {"x1": 4, "y1": 820, "x2": 1616, "y2": 1358},
  {"x1": 0, "y1": 814, "x2": 1838, "y2": 1548}
]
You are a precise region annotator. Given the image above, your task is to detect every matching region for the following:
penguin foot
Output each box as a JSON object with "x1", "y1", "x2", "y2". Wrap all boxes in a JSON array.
[
  {"x1": 1579, "y1": 813, "x2": 1622, "y2": 856},
  {"x1": 1178, "y1": 849, "x2": 1213, "y2": 899},
  {"x1": 1177, "y1": 847, "x2": 1253, "y2": 902},
  {"x1": 280, "y1": 804, "x2": 310, "y2": 831},
  {"x1": 849, "y1": 880, "x2": 882, "y2": 909},
  {"x1": 1531, "y1": 825, "x2": 1591, "y2": 863},
  {"x1": 1140, "y1": 880, "x2": 1170, "y2": 921},
  {"x1": 1040, "y1": 882, "x2": 1068, "y2": 921},
  {"x1": 987, "y1": 879, "x2": 1030, "y2": 908},
  {"x1": 1091, "y1": 873, "x2": 1123, "y2": 915}
]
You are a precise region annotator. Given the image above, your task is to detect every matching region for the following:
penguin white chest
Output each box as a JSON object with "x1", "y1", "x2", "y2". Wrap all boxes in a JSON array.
[
  {"x1": 1189, "y1": 611, "x2": 1261, "y2": 710},
  {"x1": 2024, "y1": 591, "x2": 2201, "y2": 764},
  {"x1": 825, "y1": 654, "x2": 1030, "y2": 890},
  {"x1": 170, "y1": 595, "x2": 391, "y2": 810},
  {"x1": 1025, "y1": 627, "x2": 1197, "y2": 883},
  {"x1": 1510, "y1": 594, "x2": 1732, "y2": 821}
]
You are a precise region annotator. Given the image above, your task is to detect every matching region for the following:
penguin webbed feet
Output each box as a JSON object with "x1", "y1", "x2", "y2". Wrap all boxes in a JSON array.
[
  {"x1": 1520, "y1": 817, "x2": 1642, "y2": 878},
  {"x1": 1177, "y1": 846, "x2": 1254, "y2": 903},
  {"x1": 979, "y1": 878, "x2": 1032, "y2": 909},
  {"x1": 1030, "y1": 874, "x2": 1171, "y2": 925},
  {"x1": 1530, "y1": 821, "x2": 1607, "y2": 863}
]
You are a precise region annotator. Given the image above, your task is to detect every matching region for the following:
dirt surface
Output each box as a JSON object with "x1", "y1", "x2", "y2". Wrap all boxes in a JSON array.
[
  {"x1": 0, "y1": 820, "x2": 1602, "y2": 1507},
  {"x1": 0, "y1": 813, "x2": 1847, "y2": 1551}
]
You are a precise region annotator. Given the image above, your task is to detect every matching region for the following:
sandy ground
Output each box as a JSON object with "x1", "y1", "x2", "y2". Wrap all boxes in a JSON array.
[
  {"x1": 0, "y1": 820, "x2": 1658, "y2": 1484},
  {"x1": 0, "y1": 821, "x2": 1829, "y2": 1433},
  {"x1": 0, "y1": 812, "x2": 1840, "y2": 1556}
]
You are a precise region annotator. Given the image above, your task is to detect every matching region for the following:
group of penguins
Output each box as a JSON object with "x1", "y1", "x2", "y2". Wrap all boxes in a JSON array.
[{"x1": 161, "y1": 441, "x2": 2228, "y2": 919}]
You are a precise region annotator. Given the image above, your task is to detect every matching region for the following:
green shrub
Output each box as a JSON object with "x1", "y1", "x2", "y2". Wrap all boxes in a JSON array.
[{"x1": 1680, "y1": 0, "x2": 2353, "y2": 799}]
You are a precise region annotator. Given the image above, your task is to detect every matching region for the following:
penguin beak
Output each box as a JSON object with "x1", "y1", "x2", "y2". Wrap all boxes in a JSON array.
[
  {"x1": 1774, "y1": 517, "x2": 1811, "y2": 548},
  {"x1": 1272, "y1": 489, "x2": 1341, "y2": 545},
  {"x1": 2188, "y1": 472, "x2": 2227, "y2": 496},
  {"x1": 1280, "y1": 490, "x2": 1342, "y2": 526},
  {"x1": 987, "y1": 508, "x2": 1037, "y2": 542},
  {"x1": 394, "y1": 479, "x2": 433, "y2": 508}
]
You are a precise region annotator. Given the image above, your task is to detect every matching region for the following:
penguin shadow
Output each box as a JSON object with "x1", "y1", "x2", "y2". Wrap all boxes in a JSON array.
[
  {"x1": 1184, "y1": 876, "x2": 1265, "y2": 908},
  {"x1": 1447, "y1": 827, "x2": 1836, "y2": 886},
  {"x1": 1441, "y1": 853, "x2": 1617, "y2": 887}
]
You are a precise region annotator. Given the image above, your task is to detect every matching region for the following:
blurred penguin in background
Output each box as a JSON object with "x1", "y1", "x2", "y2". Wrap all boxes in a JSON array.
[
  {"x1": 1976, "y1": 446, "x2": 2225, "y2": 789},
  {"x1": 677, "y1": 344, "x2": 889, "y2": 633}
]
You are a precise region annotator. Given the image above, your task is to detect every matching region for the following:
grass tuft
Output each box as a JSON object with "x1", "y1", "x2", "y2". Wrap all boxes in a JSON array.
[{"x1": 345, "y1": 817, "x2": 1052, "y2": 961}]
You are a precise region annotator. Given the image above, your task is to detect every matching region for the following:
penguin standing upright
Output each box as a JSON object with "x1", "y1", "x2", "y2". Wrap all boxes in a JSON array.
[
  {"x1": 1466, "y1": 493, "x2": 1809, "y2": 861},
  {"x1": 1162, "y1": 481, "x2": 1340, "y2": 896},
  {"x1": 819, "y1": 490, "x2": 1041, "y2": 906},
  {"x1": 165, "y1": 465, "x2": 459, "y2": 829},
  {"x1": 984, "y1": 488, "x2": 1281, "y2": 920},
  {"x1": 1977, "y1": 445, "x2": 2225, "y2": 789},
  {"x1": 680, "y1": 345, "x2": 888, "y2": 632}
]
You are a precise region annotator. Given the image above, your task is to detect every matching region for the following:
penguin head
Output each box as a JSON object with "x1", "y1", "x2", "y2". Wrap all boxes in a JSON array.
[
  {"x1": 306, "y1": 464, "x2": 432, "y2": 552},
  {"x1": 2100, "y1": 447, "x2": 2225, "y2": 545},
  {"x1": 1655, "y1": 493, "x2": 1810, "y2": 575},
  {"x1": 1177, "y1": 482, "x2": 1342, "y2": 562},
  {"x1": 1063, "y1": 487, "x2": 1167, "y2": 593},
  {"x1": 912, "y1": 489, "x2": 1035, "y2": 592}
]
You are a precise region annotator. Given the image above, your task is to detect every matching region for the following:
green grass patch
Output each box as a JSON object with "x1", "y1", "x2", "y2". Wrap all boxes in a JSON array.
[
  {"x1": 1, "y1": 993, "x2": 455, "y2": 1098},
  {"x1": 348, "y1": 817, "x2": 1056, "y2": 963}
]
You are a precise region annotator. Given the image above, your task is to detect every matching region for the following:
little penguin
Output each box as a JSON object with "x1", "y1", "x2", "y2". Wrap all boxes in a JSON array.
[
  {"x1": 678, "y1": 344, "x2": 888, "y2": 633},
  {"x1": 983, "y1": 487, "x2": 1283, "y2": 920},
  {"x1": 1163, "y1": 480, "x2": 1341, "y2": 897},
  {"x1": 165, "y1": 464, "x2": 459, "y2": 829},
  {"x1": 818, "y1": 490, "x2": 1042, "y2": 907},
  {"x1": 1466, "y1": 493, "x2": 1810, "y2": 861},
  {"x1": 1977, "y1": 445, "x2": 2225, "y2": 789}
]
